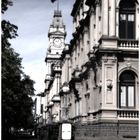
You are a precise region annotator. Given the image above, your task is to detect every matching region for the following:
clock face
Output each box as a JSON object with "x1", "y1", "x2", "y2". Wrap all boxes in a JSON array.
[{"x1": 53, "y1": 38, "x2": 62, "y2": 47}]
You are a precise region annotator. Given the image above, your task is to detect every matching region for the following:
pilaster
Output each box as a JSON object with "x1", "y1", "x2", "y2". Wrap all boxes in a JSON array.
[
  {"x1": 109, "y1": 0, "x2": 116, "y2": 37},
  {"x1": 102, "y1": 0, "x2": 109, "y2": 36},
  {"x1": 89, "y1": 6, "x2": 95, "y2": 50},
  {"x1": 116, "y1": 7, "x2": 119, "y2": 37},
  {"x1": 83, "y1": 26, "x2": 89, "y2": 63},
  {"x1": 95, "y1": 2, "x2": 100, "y2": 45},
  {"x1": 79, "y1": 34, "x2": 83, "y2": 68},
  {"x1": 101, "y1": 55, "x2": 117, "y2": 110}
]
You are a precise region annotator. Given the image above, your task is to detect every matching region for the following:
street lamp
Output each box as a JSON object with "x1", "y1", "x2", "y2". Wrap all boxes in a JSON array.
[
  {"x1": 62, "y1": 83, "x2": 70, "y2": 121},
  {"x1": 60, "y1": 83, "x2": 72, "y2": 140}
]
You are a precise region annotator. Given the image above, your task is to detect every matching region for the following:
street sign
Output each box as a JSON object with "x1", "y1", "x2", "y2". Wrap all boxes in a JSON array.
[{"x1": 62, "y1": 123, "x2": 72, "y2": 140}]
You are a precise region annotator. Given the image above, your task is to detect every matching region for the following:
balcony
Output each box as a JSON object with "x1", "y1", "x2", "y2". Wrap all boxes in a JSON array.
[
  {"x1": 118, "y1": 39, "x2": 139, "y2": 49},
  {"x1": 87, "y1": 109, "x2": 139, "y2": 121},
  {"x1": 118, "y1": 110, "x2": 139, "y2": 119}
]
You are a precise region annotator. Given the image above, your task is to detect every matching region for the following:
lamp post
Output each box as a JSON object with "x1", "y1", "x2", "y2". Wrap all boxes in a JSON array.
[
  {"x1": 60, "y1": 83, "x2": 72, "y2": 140},
  {"x1": 62, "y1": 83, "x2": 70, "y2": 121}
]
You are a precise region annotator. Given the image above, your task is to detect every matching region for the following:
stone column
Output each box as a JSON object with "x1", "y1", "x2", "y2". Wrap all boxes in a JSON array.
[
  {"x1": 79, "y1": 98, "x2": 82, "y2": 116},
  {"x1": 79, "y1": 34, "x2": 83, "y2": 68},
  {"x1": 95, "y1": 2, "x2": 100, "y2": 45},
  {"x1": 77, "y1": 41, "x2": 80, "y2": 67},
  {"x1": 136, "y1": 5, "x2": 139, "y2": 39},
  {"x1": 90, "y1": 6, "x2": 95, "y2": 50},
  {"x1": 83, "y1": 27, "x2": 89, "y2": 63},
  {"x1": 65, "y1": 58, "x2": 68, "y2": 82},
  {"x1": 82, "y1": 82, "x2": 87, "y2": 115},
  {"x1": 66, "y1": 55, "x2": 70, "y2": 82},
  {"x1": 116, "y1": 7, "x2": 119, "y2": 37},
  {"x1": 73, "y1": 44, "x2": 76, "y2": 68},
  {"x1": 109, "y1": 0, "x2": 116, "y2": 36},
  {"x1": 68, "y1": 58, "x2": 72, "y2": 81},
  {"x1": 89, "y1": 69, "x2": 95, "y2": 113},
  {"x1": 102, "y1": 0, "x2": 109, "y2": 36},
  {"x1": 55, "y1": 74, "x2": 60, "y2": 94}
]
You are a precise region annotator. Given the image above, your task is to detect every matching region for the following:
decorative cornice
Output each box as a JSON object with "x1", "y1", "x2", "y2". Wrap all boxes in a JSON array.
[
  {"x1": 85, "y1": 0, "x2": 101, "y2": 7},
  {"x1": 45, "y1": 55, "x2": 61, "y2": 63},
  {"x1": 71, "y1": 0, "x2": 83, "y2": 17},
  {"x1": 98, "y1": 47, "x2": 138, "y2": 56},
  {"x1": 85, "y1": 0, "x2": 96, "y2": 6}
]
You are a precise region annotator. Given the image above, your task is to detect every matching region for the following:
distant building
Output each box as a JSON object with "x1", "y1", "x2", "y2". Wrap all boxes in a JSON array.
[
  {"x1": 43, "y1": 0, "x2": 139, "y2": 140},
  {"x1": 43, "y1": 10, "x2": 67, "y2": 125}
]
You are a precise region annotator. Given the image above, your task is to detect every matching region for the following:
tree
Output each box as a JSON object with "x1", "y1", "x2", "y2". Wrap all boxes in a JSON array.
[
  {"x1": 2, "y1": 0, "x2": 36, "y2": 139},
  {"x1": 2, "y1": 0, "x2": 13, "y2": 14}
]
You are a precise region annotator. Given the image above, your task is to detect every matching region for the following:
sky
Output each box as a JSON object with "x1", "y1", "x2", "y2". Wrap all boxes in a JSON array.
[{"x1": 3, "y1": 0, "x2": 75, "y2": 95}]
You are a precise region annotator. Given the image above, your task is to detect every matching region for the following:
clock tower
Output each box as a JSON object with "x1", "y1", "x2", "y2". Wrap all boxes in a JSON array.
[
  {"x1": 44, "y1": 10, "x2": 67, "y2": 123},
  {"x1": 48, "y1": 10, "x2": 66, "y2": 54}
]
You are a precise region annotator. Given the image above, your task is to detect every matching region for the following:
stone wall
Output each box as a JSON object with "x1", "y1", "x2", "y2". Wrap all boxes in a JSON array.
[
  {"x1": 73, "y1": 121, "x2": 138, "y2": 140},
  {"x1": 39, "y1": 123, "x2": 59, "y2": 140}
]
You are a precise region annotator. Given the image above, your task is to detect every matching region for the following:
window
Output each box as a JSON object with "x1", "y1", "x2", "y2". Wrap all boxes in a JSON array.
[
  {"x1": 119, "y1": 0, "x2": 136, "y2": 39},
  {"x1": 41, "y1": 104, "x2": 43, "y2": 114},
  {"x1": 119, "y1": 71, "x2": 136, "y2": 108}
]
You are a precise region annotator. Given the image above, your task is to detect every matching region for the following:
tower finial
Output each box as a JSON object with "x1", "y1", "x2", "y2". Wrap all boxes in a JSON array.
[
  {"x1": 51, "y1": 0, "x2": 59, "y2": 10},
  {"x1": 57, "y1": 0, "x2": 59, "y2": 11}
]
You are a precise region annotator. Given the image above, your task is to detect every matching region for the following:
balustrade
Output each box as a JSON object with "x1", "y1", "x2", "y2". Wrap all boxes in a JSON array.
[
  {"x1": 118, "y1": 39, "x2": 139, "y2": 48},
  {"x1": 118, "y1": 110, "x2": 139, "y2": 118}
]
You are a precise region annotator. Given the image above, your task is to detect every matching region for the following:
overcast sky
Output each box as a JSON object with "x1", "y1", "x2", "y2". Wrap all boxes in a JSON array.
[{"x1": 3, "y1": 0, "x2": 75, "y2": 94}]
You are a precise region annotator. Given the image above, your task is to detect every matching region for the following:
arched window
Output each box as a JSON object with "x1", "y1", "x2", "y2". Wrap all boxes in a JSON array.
[
  {"x1": 119, "y1": 71, "x2": 136, "y2": 108},
  {"x1": 119, "y1": 0, "x2": 136, "y2": 39}
]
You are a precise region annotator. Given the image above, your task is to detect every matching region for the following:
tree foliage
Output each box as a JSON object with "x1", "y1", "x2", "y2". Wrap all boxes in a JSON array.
[
  {"x1": 2, "y1": 0, "x2": 13, "y2": 14},
  {"x1": 2, "y1": 0, "x2": 36, "y2": 138}
]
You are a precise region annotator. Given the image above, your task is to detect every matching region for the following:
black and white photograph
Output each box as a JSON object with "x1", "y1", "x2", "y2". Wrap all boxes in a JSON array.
[{"x1": 2, "y1": 0, "x2": 139, "y2": 140}]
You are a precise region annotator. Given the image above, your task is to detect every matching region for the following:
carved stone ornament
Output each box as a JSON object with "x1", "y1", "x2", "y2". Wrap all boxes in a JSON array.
[
  {"x1": 112, "y1": 55, "x2": 117, "y2": 63},
  {"x1": 103, "y1": 55, "x2": 108, "y2": 63},
  {"x1": 106, "y1": 79, "x2": 113, "y2": 91},
  {"x1": 126, "y1": 62, "x2": 132, "y2": 69}
]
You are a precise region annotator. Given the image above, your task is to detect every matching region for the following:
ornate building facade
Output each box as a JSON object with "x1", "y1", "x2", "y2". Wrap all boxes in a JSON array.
[
  {"x1": 43, "y1": 0, "x2": 139, "y2": 140},
  {"x1": 60, "y1": 0, "x2": 139, "y2": 140}
]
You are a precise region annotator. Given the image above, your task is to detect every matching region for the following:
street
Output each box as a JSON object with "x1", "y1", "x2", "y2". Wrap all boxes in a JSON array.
[{"x1": 16, "y1": 136, "x2": 39, "y2": 140}]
